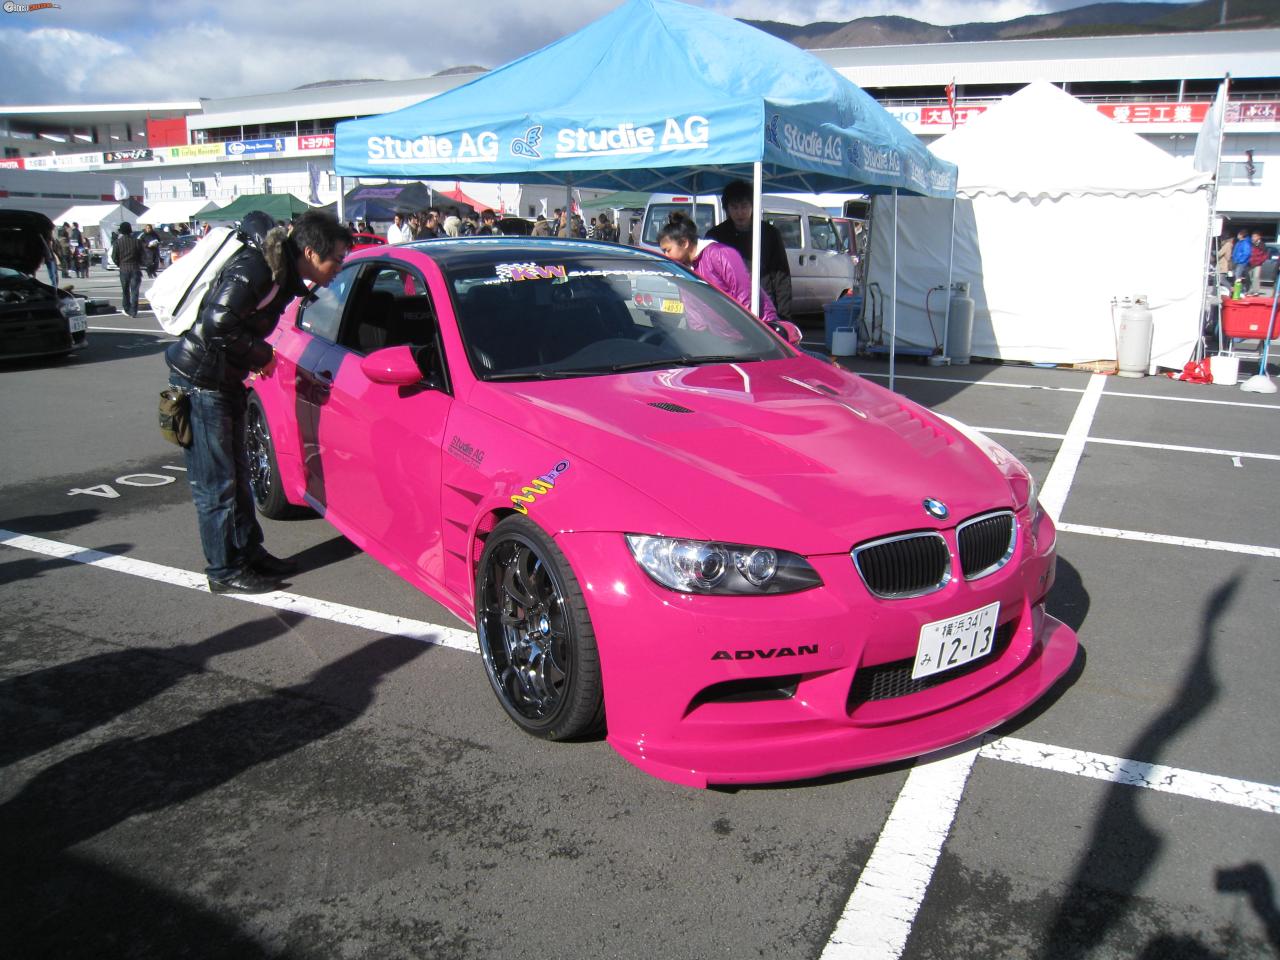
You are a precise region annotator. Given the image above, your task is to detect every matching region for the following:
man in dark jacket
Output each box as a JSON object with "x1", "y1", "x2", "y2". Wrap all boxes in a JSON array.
[
  {"x1": 112, "y1": 222, "x2": 144, "y2": 317},
  {"x1": 166, "y1": 210, "x2": 352, "y2": 594},
  {"x1": 705, "y1": 180, "x2": 793, "y2": 321}
]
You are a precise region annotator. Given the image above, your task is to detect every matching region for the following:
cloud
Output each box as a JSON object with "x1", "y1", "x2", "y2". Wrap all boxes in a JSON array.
[{"x1": 0, "y1": 0, "x2": 1175, "y2": 104}]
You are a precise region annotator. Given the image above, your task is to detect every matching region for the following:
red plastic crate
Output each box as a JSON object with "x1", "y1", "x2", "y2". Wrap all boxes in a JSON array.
[{"x1": 1221, "y1": 296, "x2": 1280, "y2": 340}]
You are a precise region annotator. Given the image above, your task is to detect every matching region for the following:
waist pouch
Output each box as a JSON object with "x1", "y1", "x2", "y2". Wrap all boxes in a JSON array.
[{"x1": 158, "y1": 386, "x2": 192, "y2": 448}]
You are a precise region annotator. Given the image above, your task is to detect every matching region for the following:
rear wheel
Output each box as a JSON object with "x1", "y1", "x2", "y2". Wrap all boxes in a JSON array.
[
  {"x1": 475, "y1": 515, "x2": 604, "y2": 740},
  {"x1": 245, "y1": 398, "x2": 304, "y2": 519}
]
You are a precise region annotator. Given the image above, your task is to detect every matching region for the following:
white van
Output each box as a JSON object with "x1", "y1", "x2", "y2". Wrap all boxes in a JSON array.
[{"x1": 637, "y1": 193, "x2": 855, "y2": 314}]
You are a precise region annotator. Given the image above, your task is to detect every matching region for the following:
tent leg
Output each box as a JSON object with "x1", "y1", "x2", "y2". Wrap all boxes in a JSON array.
[
  {"x1": 751, "y1": 162, "x2": 762, "y2": 317},
  {"x1": 890, "y1": 189, "x2": 898, "y2": 392},
  {"x1": 336, "y1": 177, "x2": 346, "y2": 224},
  {"x1": 943, "y1": 197, "x2": 956, "y2": 360}
]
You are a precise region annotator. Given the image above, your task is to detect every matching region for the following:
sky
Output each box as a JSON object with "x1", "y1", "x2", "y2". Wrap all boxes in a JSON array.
[{"x1": 0, "y1": 0, "x2": 1190, "y2": 106}]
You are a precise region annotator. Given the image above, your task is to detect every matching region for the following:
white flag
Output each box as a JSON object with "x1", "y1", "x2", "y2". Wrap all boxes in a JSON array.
[
  {"x1": 306, "y1": 162, "x2": 321, "y2": 205},
  {"x1": 113, "y1": 180, "x2": 128, "y2": 201},
  {"x1": 1193, "y1": 78, "x2": 1228, "y2": 175}
]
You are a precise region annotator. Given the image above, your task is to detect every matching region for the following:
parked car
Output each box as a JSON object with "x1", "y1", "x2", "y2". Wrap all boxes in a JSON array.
[
  {"x1": 350, "y1": 232, "x2": 388, "y2": 252},
  {"x1": 1259, "y1": 242, "x2": 1279, "y2": 287},
  {"x1": 639, "y1": 194, "x2": 856, "y2": 313},
  {"x1": 246, "y1": 237, "x2": 1078, "y2": 788},
  {"x1": 0, "y1": 210, "x2": 88, "y2": 360}
]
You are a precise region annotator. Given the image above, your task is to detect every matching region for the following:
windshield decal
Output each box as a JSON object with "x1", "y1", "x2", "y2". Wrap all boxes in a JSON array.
[{"x1": 496, "y1": 262, "x2": 567, "y2": 282}]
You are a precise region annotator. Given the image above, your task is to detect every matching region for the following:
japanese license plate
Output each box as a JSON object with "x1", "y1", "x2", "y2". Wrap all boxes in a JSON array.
[
  {"x1": 911, "y1": 601, "x2": 1000, "y2": 680},
  {"x1": 69, "y1": 315, "x2": 87, "y2": 334},
  {"x1": 660, "y1": 297, "x2": 684, "y2": 314}
]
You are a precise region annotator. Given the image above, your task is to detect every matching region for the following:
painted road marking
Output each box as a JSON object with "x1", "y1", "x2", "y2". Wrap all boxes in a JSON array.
[
  {"x1": 858, "y1": 371, "x2": 1279, "y2": 410},
  {"x1": 975, "y1": 427, "x2": 1280, "y2": 462},
  {"x1": 822, "y1": 372, "x2": 1107, "y2": 959},
  {"x1": 1038, "y1": 373, "x2": 1107, "y2": 523},
  {"x1": 1056, "y1": 523, "x2": 1280, "y2": 558},
  {"x1": 88, "y1": 326, "x2": 171, "y2": 336},
  {"x1": 0, "y1": 528, "x2": 478, "y2": 654},
  {"x1": 980, "y1": 737, "x2": 1280, "y2": 815},
  {"x1": 820, "y1": 748, "x2": 980, "y2": 960}
]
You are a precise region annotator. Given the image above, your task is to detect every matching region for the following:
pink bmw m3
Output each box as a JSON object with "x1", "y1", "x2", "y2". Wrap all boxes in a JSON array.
[{"x1": 246, "y1": 237, "x2": 1078, "y2": 788}]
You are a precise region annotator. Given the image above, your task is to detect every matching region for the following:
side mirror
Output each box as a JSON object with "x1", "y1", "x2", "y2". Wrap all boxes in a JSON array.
[
  {"x1": 361, "y1": 345, "x2": 423, "y2": 385},
  {"x1": 769, "y1": 320, "x2": 804, "y2": 346}
]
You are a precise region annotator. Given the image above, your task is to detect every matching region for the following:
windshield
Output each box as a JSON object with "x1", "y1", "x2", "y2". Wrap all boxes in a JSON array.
[
  {"x1": 443, "y1": 254, "x2": 791, "y2": 381},
  {"x1": 640, "y1": 202, "x2": 716, "y2": 246}
]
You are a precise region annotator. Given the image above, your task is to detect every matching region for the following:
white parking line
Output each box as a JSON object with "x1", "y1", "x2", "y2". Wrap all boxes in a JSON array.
[
  {"x1": 0, "y1": 528, "x2": 478, "y2": 654},
  {"x1": 1056, "y1": 522, "x2": 1280, "y2": 558},
  {"x1": 89, "y1": 326, "x2": 171, "y2": 336},
  {"x1": 1037, "y1": 373, "x2": 1107, "y2": 522},
  {"x1": 977, "y1": 426, "x2": 1280, "y2": 462},
  {"x1": 857, "y1": 370, "x2": 1279, "y2": 410},
  {"x1": 980, "y1": 737, "x2": 1280, "y2": 815}
]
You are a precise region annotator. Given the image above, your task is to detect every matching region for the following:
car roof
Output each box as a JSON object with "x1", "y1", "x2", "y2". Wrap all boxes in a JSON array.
[{"x1": 361, "y1": 236, "x2": 672, "y2": 270}]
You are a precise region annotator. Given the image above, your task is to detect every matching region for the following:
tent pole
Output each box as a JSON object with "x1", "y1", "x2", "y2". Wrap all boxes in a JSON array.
[
  {"x1": 751, "y1": 162, "x2": 763, "y2": 316},
  {"x1": 890, "y1": 188, "x2": 898, "y2": 392},
  {"x1": 336, "y1": 176, "x2": 346, "y2": 224},
  {"x1": 943, "y1": 196, "x2": 956, "y2": 359}
]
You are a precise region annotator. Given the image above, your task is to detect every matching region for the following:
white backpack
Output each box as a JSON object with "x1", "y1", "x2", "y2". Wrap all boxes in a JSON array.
[{"x1": 146, "y1": 227, "x2": 246, "y2": 335}]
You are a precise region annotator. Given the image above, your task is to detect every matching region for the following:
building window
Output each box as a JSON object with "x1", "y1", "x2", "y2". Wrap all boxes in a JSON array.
[
  {"x1": 191, "y1": 180, "x2": 206, "y2": 197},
  {"x1": 262, "y1": 177, "x2": 273, "y2": 194}
]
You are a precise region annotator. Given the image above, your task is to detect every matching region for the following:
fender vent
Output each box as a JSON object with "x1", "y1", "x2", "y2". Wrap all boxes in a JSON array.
[{"x1": 648, "y1": 401, "x2": 695, "y2": 414}]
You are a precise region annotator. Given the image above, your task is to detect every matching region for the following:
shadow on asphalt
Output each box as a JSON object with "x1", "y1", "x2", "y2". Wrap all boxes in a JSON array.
[
  {"x1": 1037, "y1": 572, "x2": 1261, "y2": 959},
  {"x1": 0, "y1": 621, "x2": 430, "y2": 957}
]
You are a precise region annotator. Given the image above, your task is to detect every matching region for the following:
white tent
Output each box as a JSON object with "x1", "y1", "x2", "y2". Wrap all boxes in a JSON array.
[
  {"x1": 866, "y1": 81, "x2": 1212, "y2": 370},
  {"x1": 50, "y1": 202, "x2": 139, "y2": 245},
  {"x1": 136, "y1": 198, "x2": 220, "y2": 225}
]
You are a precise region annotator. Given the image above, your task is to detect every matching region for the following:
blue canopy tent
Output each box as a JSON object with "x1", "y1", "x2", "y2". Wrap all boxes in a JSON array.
[{"x1": 335, "y1": 0, "x2": 957, "y2": 384}]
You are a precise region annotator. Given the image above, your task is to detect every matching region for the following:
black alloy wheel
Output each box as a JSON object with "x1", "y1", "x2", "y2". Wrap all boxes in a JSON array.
[
  {"x1": 245, "y1": 398, "x2": 302, "y2": 519},
  {"x1": 475, "y1": 515, "x2": 604, "y2": 740}
]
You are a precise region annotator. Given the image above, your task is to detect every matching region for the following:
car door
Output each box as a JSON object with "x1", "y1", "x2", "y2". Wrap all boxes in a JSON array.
[
  {"x1": 764, "y1": 212, "x2": 812, "y2": 310},
  {"x1": 286, "y1": 262, "x2": 359, "y2": 506},
  {"x1": 313, "y1": 260, "x2": 454, "y2": 589},
  {"x1": 805, "y1": 214, "x2": 856, "y2": 308}
]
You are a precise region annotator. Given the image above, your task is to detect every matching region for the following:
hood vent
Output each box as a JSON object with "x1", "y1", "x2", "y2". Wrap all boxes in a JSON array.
[{"x1": 648, "y1": 401, "x2": 695, "y2": 414}]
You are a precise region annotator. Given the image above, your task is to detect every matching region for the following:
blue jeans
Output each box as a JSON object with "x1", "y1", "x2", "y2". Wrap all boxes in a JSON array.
[
  {"x1": 119, "y1": 268, "x2": 142, "y2": 316},
  {"x1": 170, "y1": 372, "x2": 264, "y2": 581}
]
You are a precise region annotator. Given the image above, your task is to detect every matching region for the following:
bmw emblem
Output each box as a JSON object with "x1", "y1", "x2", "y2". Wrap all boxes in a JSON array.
[{"x1": 922, "y1": 498, "x2": 949, "y2": 520}]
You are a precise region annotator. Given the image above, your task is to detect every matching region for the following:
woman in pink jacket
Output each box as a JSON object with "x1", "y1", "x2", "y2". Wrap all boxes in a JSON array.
[{"x1": 657, "y1": 212, "x2": 778, "y2": 324}]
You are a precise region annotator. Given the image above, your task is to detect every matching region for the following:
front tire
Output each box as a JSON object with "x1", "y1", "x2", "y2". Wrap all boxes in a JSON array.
[
  {"x1": 475, "y1": 515, "x2": 604, "y2": 740},
  {"x1": 245, "y1": 397, "x2": 304, "y2": 520}
]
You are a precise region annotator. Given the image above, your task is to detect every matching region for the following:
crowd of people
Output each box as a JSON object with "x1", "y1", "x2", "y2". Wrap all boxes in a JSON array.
[
  {"x1": 1218, "y1": 227, "x2": 1272, "y2": 297},
  {"x1": 349, "y1": 205, "x2": 623, "y2": 244}
]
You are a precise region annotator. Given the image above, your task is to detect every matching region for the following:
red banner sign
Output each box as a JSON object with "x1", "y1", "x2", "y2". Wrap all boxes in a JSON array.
[
  {"x1": 1095, "y1": 102, "x2": 1210, "y2": 124},
  {"x1": 298, "y1": 133, "x2": 335, "y2": 151},
  {"x1": 0, "y1": 158, "x2": 25, "y2": 170}
]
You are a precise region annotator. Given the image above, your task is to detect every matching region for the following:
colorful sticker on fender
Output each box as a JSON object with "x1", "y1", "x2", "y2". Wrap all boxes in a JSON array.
[{"x1": 511, "y1": 460, "x2": 569, "y2": 515}]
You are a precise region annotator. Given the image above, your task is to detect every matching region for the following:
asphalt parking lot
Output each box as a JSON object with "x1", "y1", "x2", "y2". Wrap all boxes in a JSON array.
[{"x1": 1, "y1": 302, "x2": 1277, "y2": 959}]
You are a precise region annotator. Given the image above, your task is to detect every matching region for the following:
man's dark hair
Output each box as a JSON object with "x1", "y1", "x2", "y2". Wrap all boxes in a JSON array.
[
  {"x1": 118, "y1": 222, "x2": 133, "y2": 235},
  {"x1": 291, "y1": 210, "x2": 352, "y2": 261},
  {"x1": 721, "y1": 180, "x2": 752, "y2": 207},
  {"x1": 426, "y1": 206, "x2": 440, "y2": 218}
]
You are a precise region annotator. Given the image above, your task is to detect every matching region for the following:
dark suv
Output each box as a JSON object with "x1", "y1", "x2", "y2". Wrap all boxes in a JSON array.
[{"x1": 0, "y1": 210, "x2": 88, "y2": 360}]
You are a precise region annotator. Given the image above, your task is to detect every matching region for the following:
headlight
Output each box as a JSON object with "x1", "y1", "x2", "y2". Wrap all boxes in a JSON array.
[
  {"x1": 58, "y1": 295, "x2": 85, "y2": 320},
  {"x1": 625, "y1": 534, "x2": 822, "y2": 595}
]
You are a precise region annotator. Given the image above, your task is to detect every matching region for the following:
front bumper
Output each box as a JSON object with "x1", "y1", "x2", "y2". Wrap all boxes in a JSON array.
[{"x1": 558, "y1": 508, "x2": 1078, "y2": 788}]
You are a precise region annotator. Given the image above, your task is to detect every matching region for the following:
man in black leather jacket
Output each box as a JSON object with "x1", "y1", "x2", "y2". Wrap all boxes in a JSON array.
[{"x1": 166, "y1": 210, "x2": 351, "y2": 594}]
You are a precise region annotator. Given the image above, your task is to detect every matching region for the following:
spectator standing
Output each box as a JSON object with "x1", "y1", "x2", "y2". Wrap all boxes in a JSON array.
[
  {"x1": 419, "y1": 207, "x2": 442, "y2": 238},
  {"x1": 1247, "y1": 231, "x2": 1268, "y2": 295},
  {"x1": 442, "y1": 208, "x2": 463, "y2": 237},
  {"x1": 1216, "y1": 231, "x2": 1235, "y2": 288},
  {"x1": 706, "y1": 180, "x2": 794, "y2": 321},
  {"x1": 69, "y1": 222, "x2": 83, "y2": 247},
  {"x1": 476, "y1": 209, "x2": 501, "y2": 236},
  {"x1": 1230, "y1": 228, "x2": 1252, "y2": 294},
  {"x1": 658, "y1": 211, "x2": 777, "y2": 324},
  {"x1": 56, "y1": 223, "x2": 72, "y2": 274},
  {"x1": 586, "y1": 217, "x2": 598, "y2": 239},
  {"x1": 596, "y1": 212, "x2": 618, "y2": 243},
  {"x1": 386, "y1": 212, "x2": 413, "y2": 244},
  {"x1": 140, "y1": 223, "x2": 161, "y2": 278},
  {"x1": 111, "y1": 222, "x2": 144, "y2": 317},
  {"x1": 165, "y1": 211, "x2": 352, "y2": 594}
]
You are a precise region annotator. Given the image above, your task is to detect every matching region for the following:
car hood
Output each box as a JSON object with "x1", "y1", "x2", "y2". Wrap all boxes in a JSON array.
[
  {"x1": 0, "y1": 209, "x2": 55, "y2": 276},
  {"x1": 470, "y1": 357, "x2": 1017, "y2": 554}
]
